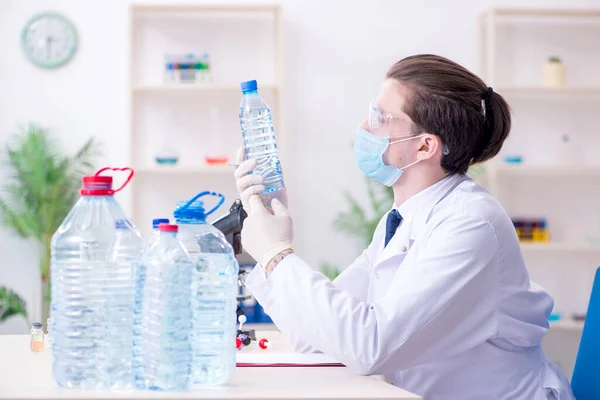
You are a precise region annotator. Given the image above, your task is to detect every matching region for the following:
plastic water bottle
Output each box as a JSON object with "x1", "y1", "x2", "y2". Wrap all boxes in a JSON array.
[
  {"x1": 135, "y1": 223, "x2": 194, "y2": 391},
  {"x1": 239, "y1": 80, "x2": 285, "y2": 202},
  {"x1": 150, "y1": 218, "x2": 169, "y2": 245},
  {"x1": 50, "y1": 168, "x2": 137, "y2": 389},
  {"x1": 107, "y1": 219, "x2": 144, "y2": 386},
  {"x1": 173, "y1": 191, "x2": 239, "y2": 386}
]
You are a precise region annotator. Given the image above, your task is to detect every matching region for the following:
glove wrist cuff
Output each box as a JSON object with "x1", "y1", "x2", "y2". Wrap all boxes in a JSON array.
[{"x1": 260, "y1": 242, "x2": 294, "y2": 270}]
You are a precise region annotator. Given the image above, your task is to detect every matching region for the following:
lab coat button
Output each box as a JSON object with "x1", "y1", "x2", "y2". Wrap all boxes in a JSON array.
[
  {"x1": 401, "y1": 246, "x2": 407, "y2": 252},
  {"x1": 375, "y1": 272, "x2": 380, "y2": 279}
]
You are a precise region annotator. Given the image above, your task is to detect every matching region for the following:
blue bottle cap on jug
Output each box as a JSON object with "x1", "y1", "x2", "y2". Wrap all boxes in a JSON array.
[
  {"x1": 173, "y1": 191, "x2": 225, "y2": 224},
  {"x1": 152, "y1": 218, "x2": 169, "y2": 229},
  {"x1": 241, "y1": 80, "x2": 258, "y2": 93}
]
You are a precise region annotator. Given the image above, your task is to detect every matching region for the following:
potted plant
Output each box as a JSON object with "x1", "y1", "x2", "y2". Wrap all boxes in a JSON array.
[{"x1": 0, "y1": 124, "x2": 101, "y2": 328}]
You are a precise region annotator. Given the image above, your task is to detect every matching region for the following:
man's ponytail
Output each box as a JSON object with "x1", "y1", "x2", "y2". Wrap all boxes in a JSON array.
[{"x1": 472, "y1": 88, "x2": 511, "y2": 164}]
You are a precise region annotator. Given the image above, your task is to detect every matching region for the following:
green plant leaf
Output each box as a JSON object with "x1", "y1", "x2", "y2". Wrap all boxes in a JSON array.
[
  {"x1": 0, "y1": 124, "x2": 102, "y2": 243},
  {"x1": 320, "y1": 261, "x2": 342, "y2": 281},
  {"x1": 332, "y1": 177, "x2": 394, "y2": 247},
  {"x1": 0, "y1": 286, "x2": 28, "y2": 323},
  {"x1": 319, "y1": 177, "x2": 394, "y2": 278}
]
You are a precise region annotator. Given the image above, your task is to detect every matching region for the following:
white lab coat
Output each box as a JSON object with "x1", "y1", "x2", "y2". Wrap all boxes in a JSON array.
[{"x1": 244, "y1": 173, "x2": 575, "y2": 400}]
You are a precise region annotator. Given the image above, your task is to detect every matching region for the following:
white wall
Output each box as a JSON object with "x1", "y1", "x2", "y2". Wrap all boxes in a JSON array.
[{"x1": 1, "y1": 0, "x2": 598, "y2": 339}]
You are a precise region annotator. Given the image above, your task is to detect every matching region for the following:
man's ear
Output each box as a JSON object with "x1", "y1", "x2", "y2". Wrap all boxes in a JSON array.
[{"x1": 417, "y1": 134, "x2": 440, "y2": 161}]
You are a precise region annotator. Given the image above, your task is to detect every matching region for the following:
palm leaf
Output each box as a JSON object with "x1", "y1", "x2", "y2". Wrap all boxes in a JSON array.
[
  {"x1": 0, "y1": 124, "x2": 102, "y2": 241},
  {"x1": 0, "y1": 286, "x2": 28, "y2": 323},
  {"x1": 333, "y1": 178, "x2": 394, "y2": 247},
  {"x1": 319, "y1": 261, "x2": 342, "y2": 281}
]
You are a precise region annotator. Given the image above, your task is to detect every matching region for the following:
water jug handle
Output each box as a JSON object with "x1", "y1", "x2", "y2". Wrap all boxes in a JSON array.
[
  {"x1": 94, "y1": 167, "x2": 135, "y2": 193},
  {"x1": 180, "y1": 191, "x2": 225, "y2": 216}
]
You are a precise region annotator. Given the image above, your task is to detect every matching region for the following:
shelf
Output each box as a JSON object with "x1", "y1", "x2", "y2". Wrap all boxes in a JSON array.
[
  {"x1": 131, "y1": 4, "x2": 281, "y2": 14},
  {"x1": 549, "y1": 318, "x2": 584, "y2": 331},
  {"x1": 132, "y1": 84, "x2": 278, "y2": 94},
  {"x1": 497, "y1": 87, "x2": 600, "y2": 97},
  {"x1": 493, "y1": 164, "x2": 600, "y2": 177},
  {"x1": 134, "y1": 165, "x2": 233, "y2": 175},
  {"x1": 491, "y1": 9, "x2": 600, "y2": 18},
  {"x1": 520, "y1": 242, "x2": 600, "y2": 252}
]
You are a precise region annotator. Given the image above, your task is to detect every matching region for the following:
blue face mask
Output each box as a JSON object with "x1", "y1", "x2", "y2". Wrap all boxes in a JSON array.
[{"x1": 353, "y1": 128, "x2": 422, "y2": 186}]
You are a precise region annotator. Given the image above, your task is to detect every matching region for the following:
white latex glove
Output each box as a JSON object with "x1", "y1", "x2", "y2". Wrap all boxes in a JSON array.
[
  {"x1": 241, "y1": 194, "x2": 294, "y2": 269},
  {"x1": 233, "y1": 147, "x2": 288, "y2": 212}
]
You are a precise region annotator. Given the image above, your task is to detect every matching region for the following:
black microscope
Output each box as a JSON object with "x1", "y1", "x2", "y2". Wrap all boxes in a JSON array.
[{"x1": 211, "y1": 199, "x2": 257, "y2": 347}]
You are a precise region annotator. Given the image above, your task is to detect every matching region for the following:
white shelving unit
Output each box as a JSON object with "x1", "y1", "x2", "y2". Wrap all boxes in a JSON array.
[
  {"x1": 478, "y1": 8, "x2": 600, "y2": 328},
  {"x1": 550, "y1": 318, "x2": 585, "y2": 332},
  {"x1": 520, "y1": 242, "x2": 600, "y2": 253},
  {"x1": 128, "y1": 4, "x2": 284, "y2": 236}
]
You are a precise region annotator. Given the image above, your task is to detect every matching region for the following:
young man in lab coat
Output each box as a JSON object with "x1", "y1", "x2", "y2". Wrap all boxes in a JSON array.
[{"x1": 234, "y1": 54, "x2": 574, "y2": 400}]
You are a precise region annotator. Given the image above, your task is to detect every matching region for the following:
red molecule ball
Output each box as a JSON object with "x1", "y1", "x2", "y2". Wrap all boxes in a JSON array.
[
  {"x1": 236, "y1": 337, "x2": 243, "y2": 350},
  {"x1": 259, "y1": 338, "x2": 269, "y2": 350}
]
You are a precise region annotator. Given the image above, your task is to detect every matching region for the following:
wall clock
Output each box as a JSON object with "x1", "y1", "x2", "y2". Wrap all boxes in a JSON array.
[{"x1": 21, "y1": 12, "x2": 78, "y2": 69}]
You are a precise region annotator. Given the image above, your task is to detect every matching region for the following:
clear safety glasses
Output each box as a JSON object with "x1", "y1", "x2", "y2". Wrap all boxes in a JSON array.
[{"x1": 368, "y1": 101, "x2": 414, "y2": 139}]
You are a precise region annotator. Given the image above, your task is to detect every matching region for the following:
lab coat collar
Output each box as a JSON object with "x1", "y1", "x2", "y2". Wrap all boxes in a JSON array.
[
  {"x1": 407, "y1": 173, "x2": 468, "y2": 241},
  {"x1": 377, "y1": 173, "x2": 468, "y2": 265}
]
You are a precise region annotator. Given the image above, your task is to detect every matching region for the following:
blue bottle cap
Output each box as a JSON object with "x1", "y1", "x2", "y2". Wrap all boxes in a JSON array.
[
  {"x1": 240, "y1": 80, "x2": 258, "y2": 93},
  {"x1": 152, "y1": 218, "x2": 170, "y2": 229}
]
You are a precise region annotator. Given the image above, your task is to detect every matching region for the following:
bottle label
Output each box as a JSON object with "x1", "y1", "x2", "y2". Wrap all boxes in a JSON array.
[{"x1": 31, "y1": 333, "x2": 43, "y2": 342}]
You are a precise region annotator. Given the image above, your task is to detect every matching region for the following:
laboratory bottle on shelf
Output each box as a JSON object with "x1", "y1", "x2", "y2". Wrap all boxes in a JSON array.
[
  {"x1": 239, "y1": 79, "x2": 285, "y2": 204},
  {"x1": 50, "y1": 168, "x2": 137, "y2": 389},
  {"x1": 205, "y1": 107, "x2": 229, "y2": 166},
  {"x1": 134, "y1": 223, "x2": 194, "y2": 391},
  {"x1": 173, "y1": 191, "x2": 239, "y2": 386},
  {"x1": 154, "y1": 144, "x2": 179, "y2": 166},
  {"x1": 163, "y1": 54, "x2": 176, "y2": 83}
]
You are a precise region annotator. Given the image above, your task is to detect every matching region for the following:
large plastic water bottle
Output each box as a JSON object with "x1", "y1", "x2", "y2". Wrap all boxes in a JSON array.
[
  {"x1": 173, "y1": 191, "x2": 239, "y2": 386},
  {"x1": 239, "y1": 79, "x2": 285, "y2": 202},
  {"x1": 50, "y1": 168, "x2": 137, "y2": 389},
  {"x1": 135, "y1": 223, "x2": 194, "y2": 391}
]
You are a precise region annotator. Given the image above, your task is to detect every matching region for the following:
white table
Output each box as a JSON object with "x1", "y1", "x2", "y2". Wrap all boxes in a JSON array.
[{"x1": 0, "y1": 332, "x2": 421, "y2": 400}]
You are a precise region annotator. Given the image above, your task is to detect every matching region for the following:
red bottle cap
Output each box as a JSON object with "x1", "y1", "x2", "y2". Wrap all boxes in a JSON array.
[
  {"x1": 159, "y1": 224, "x2": 178, "y2": 232},
  {"x1": 80, "y1": 175, "x2": 114, "y2": 196}
]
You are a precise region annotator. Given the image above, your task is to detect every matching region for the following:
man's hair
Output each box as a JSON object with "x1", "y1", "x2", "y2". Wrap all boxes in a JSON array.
[{"x1": 387, "y1": 54, "x2": 511, "y2": 174}]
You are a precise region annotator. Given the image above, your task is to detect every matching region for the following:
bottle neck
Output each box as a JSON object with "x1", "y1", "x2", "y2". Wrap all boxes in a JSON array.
[
  {"x1": 175, "y1": 217, "x2": 207, "y2": 225},
  {"x1": 160, "y1": 232, "x2": 178, "y2": 239},
  {"x1": 242, "y1": 90, "x2": 258, "y2": 95}
]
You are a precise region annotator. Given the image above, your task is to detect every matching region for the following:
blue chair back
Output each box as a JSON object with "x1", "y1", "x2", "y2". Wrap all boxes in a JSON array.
[{"x1": 571, "y1": 266, "x2": 600, "y2": 399}]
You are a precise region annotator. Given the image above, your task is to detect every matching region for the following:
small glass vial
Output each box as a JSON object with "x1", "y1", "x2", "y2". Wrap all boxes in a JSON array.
[{"x1": 30, "y1": 322, "x2": 44, "y2": 352}]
